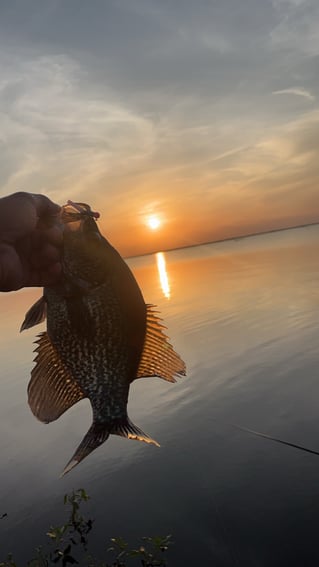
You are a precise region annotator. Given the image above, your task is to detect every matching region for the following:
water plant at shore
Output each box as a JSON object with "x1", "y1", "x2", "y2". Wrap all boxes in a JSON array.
[{"x1": 0, "y1": 489, "x2": 172, "y2": 567}]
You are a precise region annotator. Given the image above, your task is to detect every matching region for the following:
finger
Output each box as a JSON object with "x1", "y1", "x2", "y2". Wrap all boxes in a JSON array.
[
  {"x1": 20, "y1": 257, "x2": 60, "y2": 288},
  {"x1": 0, "y1": 245, "x2": 24, "y2": 291},
  {"x1": 0, "y1": 193, "x2": 37, "y2": 242},
  {"x1": 39, "y1": 262, "x2": 62, "y2": 287},
  {"x1": 43, "y1": 225, "x2": 63, "y2": 247},
  {"x1": 31, "y1": 194, "x2": 61, "y2": 218},
  {"x1": 0, "y1": 192, "x2": 60, "y2": 244},
  {"x1": 30, "y1": 243, "x2": 61, "y2": 269},
  {"x1": 25, "y1": 260, "x2": 62, "y2": 287},
  {"x1": 31, "y1": 225, "x2": 63, "y2": 249}
]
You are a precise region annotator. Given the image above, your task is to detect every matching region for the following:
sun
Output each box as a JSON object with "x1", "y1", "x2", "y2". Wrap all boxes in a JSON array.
[{"x1": 147, "y1": 215, "x2": 161, "y2": 230}]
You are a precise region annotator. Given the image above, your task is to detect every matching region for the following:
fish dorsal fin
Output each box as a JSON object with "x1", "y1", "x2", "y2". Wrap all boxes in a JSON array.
[
  {"x1": 20, "y1": 296, "x2": 47, "y2": 332},
  {"x1": 135, "y1": 305, "x2": 186, "y2": 383},
  {"x1": 28, "y1": 332, "x2": 85, "y2": 423}
]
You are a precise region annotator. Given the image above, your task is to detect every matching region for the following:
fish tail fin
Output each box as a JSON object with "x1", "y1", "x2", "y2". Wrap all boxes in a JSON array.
[
  {"x1": 61, "y1": 423, "x2": 110, "y2": 477},
  {"x1": 61, "y1": 418, "x2": 159, "y2": 476},
  {"x1": 111, "y1": 417, "x2": 160, "y2": 447}
]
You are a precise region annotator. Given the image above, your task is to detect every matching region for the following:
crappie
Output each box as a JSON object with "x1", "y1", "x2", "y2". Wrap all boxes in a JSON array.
[{"x1": 21, "y1": 201, "x2": 185, "y2": 475}]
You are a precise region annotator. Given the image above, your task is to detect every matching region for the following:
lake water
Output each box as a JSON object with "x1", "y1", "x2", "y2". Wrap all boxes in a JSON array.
[{"x1": 1, "y1": 225, "x2": 319, "y2": 566}]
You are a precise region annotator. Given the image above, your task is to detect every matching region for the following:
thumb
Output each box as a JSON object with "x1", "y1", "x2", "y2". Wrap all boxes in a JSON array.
[{"x1": 31, "y1": 194, "x2": 61, "y2": 218}]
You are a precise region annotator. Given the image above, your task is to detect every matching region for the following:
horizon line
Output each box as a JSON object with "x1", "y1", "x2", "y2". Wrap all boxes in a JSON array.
[{"x1": 125, "y1": 220, "x2": 319, "y2": 260}]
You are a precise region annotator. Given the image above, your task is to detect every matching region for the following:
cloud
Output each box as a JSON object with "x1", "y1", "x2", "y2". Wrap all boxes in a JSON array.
[
  {"x1": 0, "y1": 48, "x2": 155, "y2": 203},
  {"x1": 272, "y1": 87, "x2": 315, "y2": 101},
  {"x1": 272, "y1": 0, "x2": 308, "y2": 7},
  {"x1": 0, "y1": 0, "x2": 318, "y2": 253},
  {"x1": 270, "y1": 0, "x2": 319, "y2": 56}
]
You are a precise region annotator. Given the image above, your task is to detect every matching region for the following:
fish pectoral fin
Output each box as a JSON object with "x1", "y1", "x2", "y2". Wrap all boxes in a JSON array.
[
  {"x1": 61, "y1": 422, "x2": 110, "y2": 476},
  {"x1": 111, "y1": 417, "x2": 160, "y2": 447},
  {"x1": 20, "y1": 296, "x2": 47, "y2": 332},
  {"x1": 28, "y1": 331, "x2": 85, "y2": 423},
  {"x1": 135, "y1": 304, "x2": 186, "y2": 383}
]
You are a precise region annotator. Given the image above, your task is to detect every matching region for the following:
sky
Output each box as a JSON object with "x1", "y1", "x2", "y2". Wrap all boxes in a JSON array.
[{"x1": 0, "y1": 0, "x2": 318, "y2": 256}]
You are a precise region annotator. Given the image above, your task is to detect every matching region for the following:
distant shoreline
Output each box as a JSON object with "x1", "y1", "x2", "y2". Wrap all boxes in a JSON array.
[{"x1": 126, "y1": 221, "x2": 319, "y2": 260}]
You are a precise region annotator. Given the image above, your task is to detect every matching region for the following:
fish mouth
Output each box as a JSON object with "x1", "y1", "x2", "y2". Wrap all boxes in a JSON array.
[
  {"x1": 61, "y1": 201, "x2": 102, "y2": 237},
  {"x1": 61, "y1": 200, "x2": 100, "y2": 223}
]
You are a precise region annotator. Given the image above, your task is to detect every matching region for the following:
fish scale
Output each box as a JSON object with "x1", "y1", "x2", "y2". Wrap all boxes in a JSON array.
[
  {"x1": 46, "y1": 288, "x2": 130, "y2": 422},
  {"x1": 21, "y1": 201, "x2": 186, "y2": 475}
]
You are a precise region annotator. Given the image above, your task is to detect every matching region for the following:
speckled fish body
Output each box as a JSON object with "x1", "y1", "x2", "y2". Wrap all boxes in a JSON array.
[{"x1": 21, "y1": 202, "x2": 185, "y2": 475}]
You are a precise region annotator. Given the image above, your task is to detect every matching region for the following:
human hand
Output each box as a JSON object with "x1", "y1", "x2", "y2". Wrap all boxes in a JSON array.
[{"x1": 0, "y1": 192, "x2": 63, "y2": 291}]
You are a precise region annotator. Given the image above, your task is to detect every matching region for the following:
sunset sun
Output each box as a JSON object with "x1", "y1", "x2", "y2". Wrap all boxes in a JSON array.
[{"x1": 147, "y1": 215, "x2": 161, "y2": 230}]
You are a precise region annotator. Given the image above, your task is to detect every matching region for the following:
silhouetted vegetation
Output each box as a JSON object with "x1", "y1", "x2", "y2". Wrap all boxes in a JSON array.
[{"x1": 0, "y1": 490, "x2": 172, "y2": 566}]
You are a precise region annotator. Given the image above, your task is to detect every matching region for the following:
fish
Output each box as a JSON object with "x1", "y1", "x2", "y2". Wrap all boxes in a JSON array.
[{"x1": 21, "y1": 201, "x2": 186, "y2": 476}]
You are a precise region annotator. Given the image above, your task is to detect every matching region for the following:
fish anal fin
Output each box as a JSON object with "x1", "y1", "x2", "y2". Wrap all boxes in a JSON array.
[
  {"x1": 20, "y1": 296, "x2": 47, "y2": 332},
  {"x1": 135, "y1": 304, "x2": 186, "y2": 383},
  {"x1": 111, "y1": 417, "x2": 160, "y2": 447},
  {"x1": 28, "y1": 332, "x2": 85, "y2": 423},
  {"x1": 61, "y1": 422, "x2": 110, "y2": 476}
]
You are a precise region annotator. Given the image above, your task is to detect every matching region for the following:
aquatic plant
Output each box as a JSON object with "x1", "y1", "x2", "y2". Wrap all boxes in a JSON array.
[{"x1": 0, "y1": 489, "x2": 172, "y2": 566}]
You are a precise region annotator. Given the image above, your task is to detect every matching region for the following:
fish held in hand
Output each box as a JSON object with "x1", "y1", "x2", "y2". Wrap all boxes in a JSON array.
[{"x1": 21, "y1": 201, "x2": 185, "y2": 476}]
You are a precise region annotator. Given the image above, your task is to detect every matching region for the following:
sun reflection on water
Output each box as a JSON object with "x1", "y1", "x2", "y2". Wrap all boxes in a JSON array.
[{"x1": 156, "y1": 252, "x2": 170, "y2": 299}]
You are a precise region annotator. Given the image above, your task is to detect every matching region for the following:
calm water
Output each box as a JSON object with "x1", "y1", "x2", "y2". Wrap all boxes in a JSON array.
[{"x1": 1, "y1": 225, "x2": 319, "y2": 566}]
